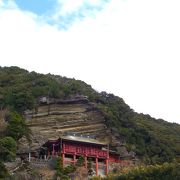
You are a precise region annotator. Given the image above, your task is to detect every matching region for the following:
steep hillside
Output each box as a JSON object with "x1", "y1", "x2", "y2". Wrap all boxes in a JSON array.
[
  {"x1": 0, "y1": 66, "x2": 180, "y2": 166},
  {"x1": 22, "y1": 101, "x2": 111, "y2": 150}
]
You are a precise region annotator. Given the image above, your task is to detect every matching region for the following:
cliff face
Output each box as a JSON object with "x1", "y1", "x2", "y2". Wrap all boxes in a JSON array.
[
  {"x1": 2, "y1": 67, "x2": 179, "y2": 165},
  {"x1": 21, "y1": 99, "x2": 113, "y2": 152}
]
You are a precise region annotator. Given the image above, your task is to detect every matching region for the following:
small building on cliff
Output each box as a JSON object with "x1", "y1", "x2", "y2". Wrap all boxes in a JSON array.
[{"x1": 36, "y1": 135, "x2": 132, "y2": 176}]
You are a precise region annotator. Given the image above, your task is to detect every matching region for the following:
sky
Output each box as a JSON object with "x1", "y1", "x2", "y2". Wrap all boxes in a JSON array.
[{"x1": 0, "y1": 0, "x2": 180, "y2": 124}]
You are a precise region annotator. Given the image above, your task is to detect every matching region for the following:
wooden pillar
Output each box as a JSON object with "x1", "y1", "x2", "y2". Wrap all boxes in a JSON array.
[
  {"x1": 106, "y1": 158, "x2": 109, "y2": 175},
  {"x1": 95, "y1": 157, "x2": 98, "y2": 176},
  {"x1": 73, "y1": 154, "x2": 76, "y2": 166},
  {"x1": 63, "y1": 143, "x2": 65, "y2": 153},
  {"x1": 62, "y1": 153, "x2": 65, "y2": 167},
  {"x1": 85, "y1": 155, "x2": 87, "y2": 169},
  {"x1": 106, "y1": 143, "x2": 109, "y2": 175},
  {"x1": 62, "y1": 143, "x2": 65, "y2": 167}
]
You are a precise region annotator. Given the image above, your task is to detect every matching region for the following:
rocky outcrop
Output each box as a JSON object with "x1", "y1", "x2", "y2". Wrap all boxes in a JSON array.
[
  {"x1": 20, "y1": 100, "x2": 112, "y2": 152},
  {"x1": 18, "y1": 99, "x2": 131, "y2": 158}
]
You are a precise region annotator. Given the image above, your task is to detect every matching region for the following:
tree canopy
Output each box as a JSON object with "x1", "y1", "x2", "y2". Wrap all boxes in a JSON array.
[
  {"x1": 0, "y1": 136, "x2": 17, "y2": 161},
  {"x1": 6, "y1": 111, "x2": 31, "y2": 141},
  {"x1": 0, "y1": 66, "x2": 180, "y2": 165}
]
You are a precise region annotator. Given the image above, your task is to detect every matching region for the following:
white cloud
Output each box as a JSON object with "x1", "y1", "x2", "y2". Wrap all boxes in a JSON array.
[
  {"x1": 0, "y1": 0, "x2": 180, "y2": 123},
  {"x1": 0, "y1": 0, "x2": 17, "y2": 9},
  {"x1": 51, "y1": 0, "x2": 110, "y2": 29},
  {"x1": 0, "y1": 0, "x2": 4, "y2": 6},
  {"x1": 57, "y1": 0, "x2": 107, "y2": 15},
  {"x1": 57, "y1": 0, "x2": 84, "y2": 14}
]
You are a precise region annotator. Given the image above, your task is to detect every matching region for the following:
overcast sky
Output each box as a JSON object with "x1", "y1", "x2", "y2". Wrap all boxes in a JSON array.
[{"x1": 0, "y1": 0, "x2": 180, "y2": 124}]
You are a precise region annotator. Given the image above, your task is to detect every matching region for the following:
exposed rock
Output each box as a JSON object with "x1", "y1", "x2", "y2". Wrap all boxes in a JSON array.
[{"x1": 20, "y1": 100, "x2": 133, "y2": 158}]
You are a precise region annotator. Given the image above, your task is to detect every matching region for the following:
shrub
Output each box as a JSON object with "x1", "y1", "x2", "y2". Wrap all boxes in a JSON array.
[
  {"x1": 112, "y1": 162, "x2": 180, "y2": 180},
  {"x1": 0, "y1": 136, "x2": 17, "y2": 161},
  {"x1": 0, "y1": 161, "x2": 9, "y2": 178},
  {"x1": 6, "y1": 111, "x2": 31, "y2": 141}
]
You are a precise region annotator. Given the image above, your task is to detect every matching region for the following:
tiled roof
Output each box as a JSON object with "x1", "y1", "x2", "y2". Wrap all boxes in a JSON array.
[{"x1": 47, "y1": 135, "x2": 107, "y2": 146}]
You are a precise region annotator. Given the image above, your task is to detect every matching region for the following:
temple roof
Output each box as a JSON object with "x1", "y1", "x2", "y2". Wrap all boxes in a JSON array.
[
  {"x1": 61, "y1": 135, "x2": 107, "y2": 146},
  {"x1": 47, "y1": 135, "x2": 107, "y2": 146}
]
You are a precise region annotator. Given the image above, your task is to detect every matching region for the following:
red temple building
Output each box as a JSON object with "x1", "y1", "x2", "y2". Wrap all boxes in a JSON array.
[{"x1": 40, "y1": 135, "x2": 124, "y2": 176}]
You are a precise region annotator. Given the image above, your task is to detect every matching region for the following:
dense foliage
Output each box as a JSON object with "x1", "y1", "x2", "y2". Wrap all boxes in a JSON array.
[
  {"x1": 56, "y1": 157, "x2": 76, "y2": 179},
  {"x1": 97, "y1": 93, "x2": 180, "y2": 163},
  {"x1": 0, "y1": 161, "x2": 9, "y2": 179},
  {"x1": 0, "y1": 110, "x2": 30, "y2": 178},
  {"x1": 0, "y1": 66, "x2": 180, "y2": 167},
  {"x1": 0, "y1": 136, "x2": 17, "y2": 161},
  {"x1": 0, "y1": 137, "x2": 16, "y2": 179},
  {"x1": 6, "y1": 111, "x2": 31, "y2": 141},
  {"x1": 107, "y1": 162, "x2": 180, "y2": 180}
]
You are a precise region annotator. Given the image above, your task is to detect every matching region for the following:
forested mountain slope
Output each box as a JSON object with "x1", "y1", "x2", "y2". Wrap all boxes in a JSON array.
[{"x1": 0, "y1": 66, "x2": 180, "y2": 168}]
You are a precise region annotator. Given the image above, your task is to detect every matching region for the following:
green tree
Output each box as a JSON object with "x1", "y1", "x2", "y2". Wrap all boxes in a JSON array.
[
  {"x1": 6, "y1": 111, "x2": 31, "y2": 141},
  {"x1": 56, "y1": 157, "x2": 64, "y2": 177},
  {"x1": 0, "y1": 137, "x2": 17, "y2": 161},
  {"x1": 0, "y1": 161, "x2": 9, "y2": 178},
  {"x1": 55, "y1": 157, "x2": 75, "y2": 179},
  {"x1": 64, "y1": 164, "x2": 76, "y2": 175},
  {"x1": 112, "y1": 162, "x2": 180, "y2": 180},
  {"x1": 5, "y1": 91, "x2": 35, "y2": 113},
  {"x1": 76, "y1": 156, "x2": 85, "y2": 167}
]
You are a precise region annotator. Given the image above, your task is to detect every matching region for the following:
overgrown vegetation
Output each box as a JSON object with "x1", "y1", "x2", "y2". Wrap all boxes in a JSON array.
[
  {"x1": 55, "y1": 157, "x2": 76, "y2": 179},
  {"x1": 6, "y1": 111, "x2": 31, "y2": 141},
  {"x1": 105, "y1": 162, "x2": 180, "y2": 180},
  {"x1": 0, "y1": 66, "x2": 180, "y2": 178},
  {"x1": 97, "y1": 92, "x2": 180, "y2": 163},
  {"x1": 0, "y1": 161, "x2": 9, "y2": 179},
  {"x1": 76, "y1": 156, "x2": 85, "y2": 167},
  {"x1": 0, "y1": 110, "x2": 30, "y2": 178},
  {"x1": 0, "y1": 136, "x2": 17, "y2": 162}
]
